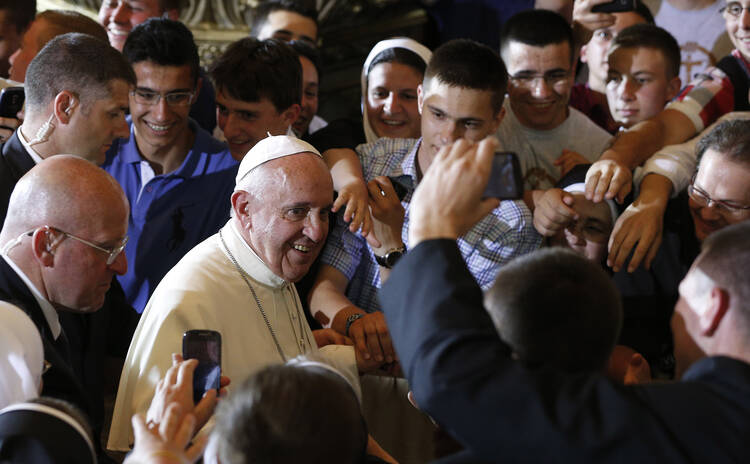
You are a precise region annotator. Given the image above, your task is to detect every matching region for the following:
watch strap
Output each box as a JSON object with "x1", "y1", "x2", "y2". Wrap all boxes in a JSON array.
[{"x1": 345, "y1": 313, "x2": 365, "y2": 337}]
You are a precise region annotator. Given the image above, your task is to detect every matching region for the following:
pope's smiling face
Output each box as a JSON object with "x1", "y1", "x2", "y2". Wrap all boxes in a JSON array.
[{"x1": 235, "y1": 153, "x2": 333, "y2": 282}]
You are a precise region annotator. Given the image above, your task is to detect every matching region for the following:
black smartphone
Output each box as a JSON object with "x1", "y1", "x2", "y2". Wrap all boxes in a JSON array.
[
  {"x1": 483, "y1": 152, "x2": 524, "y2": 200},
  {"x1": 0, "y1": 87, "x2": 24, "y2": 119},
  {"x1": 386, "y1": 175, "x2": 412, "y2": 202},
  {"x1": 591, "y1": 0, "x2": 636, "y2": 13},
  {"x1": 182, "y1": 330, "x2": 221, "y2": 404}
]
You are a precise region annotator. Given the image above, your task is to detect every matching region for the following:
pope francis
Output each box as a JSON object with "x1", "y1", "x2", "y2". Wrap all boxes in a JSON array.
[{"x1": 108, "y1": 136, "x2": 359, "y2": 451}]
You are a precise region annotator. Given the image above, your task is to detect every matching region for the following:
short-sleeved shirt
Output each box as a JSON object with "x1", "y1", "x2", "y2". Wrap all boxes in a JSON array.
[
  {"x1": 103, "y1": 118, "x2": 238, "y2": 313},
  {"x1": 319, "y1": 137, "x2": 542, "y2": 313}
]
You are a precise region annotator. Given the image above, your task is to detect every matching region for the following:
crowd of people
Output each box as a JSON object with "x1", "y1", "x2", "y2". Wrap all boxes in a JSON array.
[{"x1": 0, "y1": 0, "x2": 749, "y2": 462}]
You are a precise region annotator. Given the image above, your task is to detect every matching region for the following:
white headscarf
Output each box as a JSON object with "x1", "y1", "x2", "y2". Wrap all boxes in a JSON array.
[
  {"x1": 0, "y1": 302, "x2": 44, "y2": 409},
  {"x1": 361, "y1": 37, "x2": 432, "y2": 144}
]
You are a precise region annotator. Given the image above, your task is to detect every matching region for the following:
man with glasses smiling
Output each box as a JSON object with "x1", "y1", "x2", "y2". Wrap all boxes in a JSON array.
[
  {"x1": 0, "y1": 155, "x2": 130, "y2": 462},
  {"x1": 103, "y1": 18, "x2": 237, "y2": 314},
  {"x1": 497, "y1": 9, "x2": 612, "y2": 191}
]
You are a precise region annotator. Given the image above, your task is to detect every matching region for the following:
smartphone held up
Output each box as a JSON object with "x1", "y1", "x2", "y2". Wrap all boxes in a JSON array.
[{"x1": 182, "y1": 330, "x2": 222, "y2": 404}]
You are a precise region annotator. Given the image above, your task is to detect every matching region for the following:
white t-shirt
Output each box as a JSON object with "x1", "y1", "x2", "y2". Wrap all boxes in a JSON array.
[
  {"x1": 497, "y1": 100, "x2": 612, "y2": 190},
  {"x1": 647, "y1": 0, "x2": 733, "y2": 84}
]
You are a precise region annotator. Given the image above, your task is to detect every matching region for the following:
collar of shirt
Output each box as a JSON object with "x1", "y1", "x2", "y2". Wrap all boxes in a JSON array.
[
  {"x1": 226, "y1": 220, "x2": 287, "y2": 289},
  {"x1": 399, "y1": 138, "x2": 421, "y2": 186},
  {"x1": 16, "y1": 127, "x2": 45, "y2": 165},
  {"x1": 0, "y1": 252, "x2": 61, "y2": 339}
]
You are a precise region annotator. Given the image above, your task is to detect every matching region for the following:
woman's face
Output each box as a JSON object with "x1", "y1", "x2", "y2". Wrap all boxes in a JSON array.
[
  {"x1": 366, "y1": 61, "x2": 423, "y2": 139},
  {"x1": 548, "y1": 193, "x2": 613, "y2": 264}
]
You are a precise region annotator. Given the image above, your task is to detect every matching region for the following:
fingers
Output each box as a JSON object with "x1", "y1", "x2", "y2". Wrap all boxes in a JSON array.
[
  {"x1": 184, "y1": 431, "x2": 208, "y2": 463},
  {"x1": 175, "y1": 358, "x2": 198, "y2": 387},
  {"x1": 592, "y1": 168, "x2": 614, "y2": 203},
  {"x1": 193, "y1": 388, "x2": 218, "y2": 430},
  {"x1": 642, "y1": 233, "x2": 663, "y2": 271},
  {"x1": 584, "y1": 169, "x2": 601, "y2": 201},
  {"x1": 332, "y1": 192, "x2": 346, "y2": 214},
  {"x1": 609, "y1": 169, "x2": 632, "y2": 203},
  {"x1": 348, "y1": 321, "x2": 371, "y2": 361},
  {"x1": 361, "y1": 209, "x2": 375, "y2": 243},
  {"x1": 159, "y1": 402, "x2": 183, "y2": 440},
  {"x1": 173, "y1": 412, "x2": 196, "y2": 448},
  {"x1": 131, "y1": 413, "x2": 149, "y2": 443},
  {"x1": 364, "y1": 322, "x2": 386, "y2": 363}
]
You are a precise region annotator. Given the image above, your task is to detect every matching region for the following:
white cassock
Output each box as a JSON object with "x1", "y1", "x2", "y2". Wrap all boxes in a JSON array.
[{"x1": 107, "y1": 220, "x2": 357, "y2": 451}]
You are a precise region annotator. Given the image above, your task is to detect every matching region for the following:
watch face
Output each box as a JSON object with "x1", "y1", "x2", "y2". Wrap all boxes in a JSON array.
[{"x1": 385, "y1": 250, "x2": 404, "y2": 268}]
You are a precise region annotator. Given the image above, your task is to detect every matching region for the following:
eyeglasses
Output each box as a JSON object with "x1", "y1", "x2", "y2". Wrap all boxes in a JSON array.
[
  {"x1": 6, "y1": 226, "x2": 128, "y2": 265},
  {"x1": 130, "y1": 89, "x2": 195, "y2": 107},
  {"x1": 565, "y1": 218, "x2": 610, "y2": 243},
  {"x1": 720, "y1": 2, "x2": 750, "y2": 17},
  {"x1": 687, "y1": 179, "x2": 750, "y2": 216},
  {"x1": 508, "y1": 70, "x2": 571, "y2": 89}
]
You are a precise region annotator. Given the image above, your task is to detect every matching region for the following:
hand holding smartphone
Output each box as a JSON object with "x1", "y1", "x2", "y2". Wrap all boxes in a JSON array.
[{"x1": 182, "y1": 330, "x2": 221, "y2": 404}]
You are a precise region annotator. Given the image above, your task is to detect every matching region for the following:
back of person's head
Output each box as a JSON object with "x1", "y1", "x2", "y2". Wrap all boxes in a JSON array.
[
  {"x1": 250, "y1": 0, "x2": 318, "y2": 36},
  {"x1": 123, "y1": 18, "x2": 200, "y2": 85},
  {"x1": 609, "y1": 23, "x2": 681, "y2": 79},
  {"x1": 424, "y1": 38, "x2": 507, "y2": 114},
  {"x1": 35, "y1": 9, "x2": 108, "y2": 45},
  {"x1": 484, "y1": 247, "x2": 623, "y2": 372},
  {"x1": 695, "y1": 221, "x2": 750, "y2": 334},
  {"x1": 696, "y1": 118, "x2": 750, "y2": 167},
  {"x1": 0, "y1": 397, "x2": 95, "y2": 464},
  {"x1": 211, "y1": 363, "x2": 367, "y2": 464},
  {"x1": 500, "y1": 9, "x2": 574, "y2": 64},
  {"x1": 24, "y1": 32, "x2": 135, "y2": 111},
  {"x1": 0, "y1": 0, "x2": 36, "y2": 34},
  {"x1": 210, "y1": 37, "x2": 302, "y2": 112}
]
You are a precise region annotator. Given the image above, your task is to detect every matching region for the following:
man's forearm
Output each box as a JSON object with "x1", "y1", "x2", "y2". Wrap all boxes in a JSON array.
[{"x1": 603, "y1": 109, "x2": 697, "y2": 169}]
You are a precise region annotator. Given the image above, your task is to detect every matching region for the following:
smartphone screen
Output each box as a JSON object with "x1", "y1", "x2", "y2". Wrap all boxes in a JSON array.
[
  {"x1": 591, "y1": 0, "x2": 636, "y2": 13},
  {"x1": 483, "y1": 152, "x2": 524, "y2": 200},
  {"x1": 182, "y1": 330, "x2": 221, "y2": 404}
]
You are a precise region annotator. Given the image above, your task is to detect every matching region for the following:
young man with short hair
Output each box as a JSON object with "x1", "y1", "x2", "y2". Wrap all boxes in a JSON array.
[
  {"x1": 570, "y1": 1, "x2": 653, "y2": 132},
  {"x1": 102, "y1": 19, "x2": 237, "y2": 314},
  {"x1": 308, "y1": 38, "x2": 540, "y2": 462},
  {"x1": 498, "y1": 10, "x2": 612, "y2": 190},
  {"x1": 209, "y1": 37, "x2": 301, "y2": 160},
  {"x1": 604, "y1": 23, "x2": 682, "y2": 129}
]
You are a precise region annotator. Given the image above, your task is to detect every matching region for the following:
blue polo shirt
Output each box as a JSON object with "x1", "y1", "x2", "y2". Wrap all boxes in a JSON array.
[{"x1": 103, "y1": 118, "x2": 238, "y2": 313}]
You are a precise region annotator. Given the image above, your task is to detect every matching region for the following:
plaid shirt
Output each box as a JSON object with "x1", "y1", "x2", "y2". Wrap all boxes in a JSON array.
[
  {"x1": 319, "y1": 137, "x2": 542, "y2": 313},
  {"x1": 668, "y1": 49, "x2": 750, "y2": 132}
]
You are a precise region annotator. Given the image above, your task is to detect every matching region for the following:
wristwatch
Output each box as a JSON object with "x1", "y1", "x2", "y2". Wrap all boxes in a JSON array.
[
  {"x1": 345, "y1": 313, "x2": 365, "y2": 337},
  {"x1": 374, "y1": 246, "x2": 406, "y2": 269}
]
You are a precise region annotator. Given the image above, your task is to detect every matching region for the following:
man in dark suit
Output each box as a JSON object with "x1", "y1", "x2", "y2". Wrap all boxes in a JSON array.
[
  {"x1": 0, "y1": 156, "x2": 129, "y2": 460},
  {"x1": 0, "y1": 34, "x2": 136, "y2": 461},
  {"x1": 0, "y1": 32, "x2": 134, "y2": 225},
  {"x1": 379, "y1": 137, "x2": 750, "y2": 463}
]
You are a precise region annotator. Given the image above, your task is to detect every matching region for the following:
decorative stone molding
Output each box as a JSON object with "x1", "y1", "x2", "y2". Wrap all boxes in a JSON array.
[{"x1": 37, "y1": 0, "x2": 254, "y2": 66}]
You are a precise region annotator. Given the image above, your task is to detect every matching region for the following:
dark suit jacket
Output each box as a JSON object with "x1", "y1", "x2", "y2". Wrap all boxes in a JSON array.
[
  {"x1": 379, "y1": 239, "x2": 750, "y2": 463},
  {"x1": 0, "y1": 131, "x2": 34, "y2": 227},
  {"x1": 0, "y1": 256, "x2": 90, "y2": 413},
  {"x1": 0, "y1": 132, "x2": 136, "y2": 462}
]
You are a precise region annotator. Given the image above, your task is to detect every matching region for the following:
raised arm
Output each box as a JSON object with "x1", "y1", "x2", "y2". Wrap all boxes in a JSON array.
[{"x1": 585, "y1": 108, "x2": 697, "y2": 203}]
